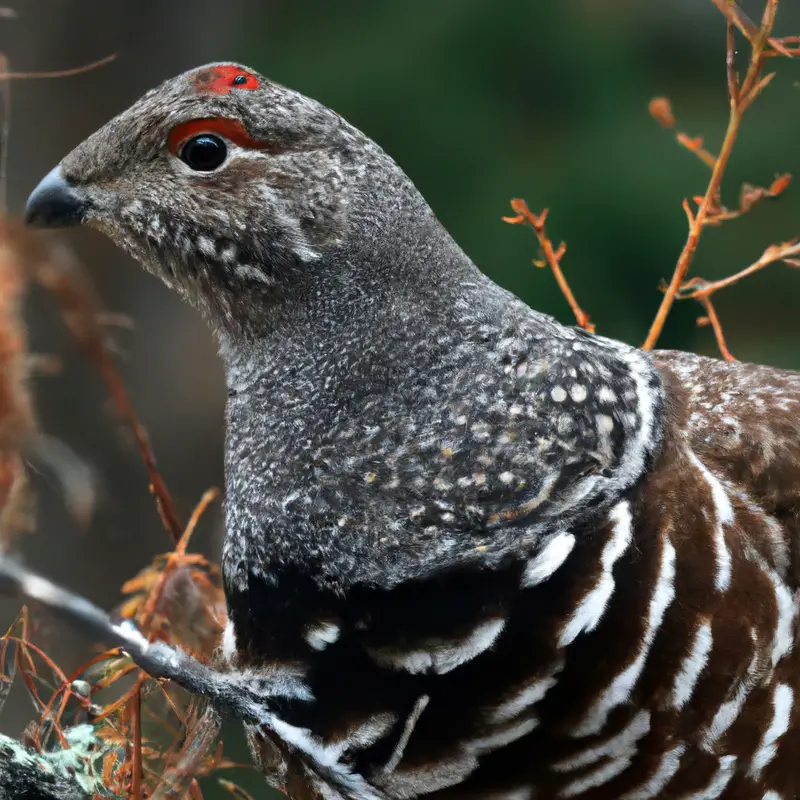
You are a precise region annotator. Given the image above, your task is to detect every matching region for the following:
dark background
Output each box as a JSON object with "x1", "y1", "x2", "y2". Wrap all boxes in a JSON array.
[{"x1": 1, "y1": 1, "x2": 799, "y2": 796}]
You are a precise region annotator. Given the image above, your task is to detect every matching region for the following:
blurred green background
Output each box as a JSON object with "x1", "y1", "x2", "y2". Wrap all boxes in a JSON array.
[{"x1": 2, "y1": 0, "x2": 800, "y2": 796}]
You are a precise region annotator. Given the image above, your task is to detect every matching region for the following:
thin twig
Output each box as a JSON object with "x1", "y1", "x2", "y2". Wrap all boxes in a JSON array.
[
  {"x1": 642, "y1": 1, "x2": 779, "y2": 350},
  {"x1": 696, "y1": 296, "x2": 736, "y2": 361},
  {"x1": 676, "y1": 133, "x2": 718, "y2": 169},
  {"x1": 679, "y1": 240, "x2": 800, "y2": 299},
  {"x1": 726, "y1": 22, "x2": 739, "y2": 105},
  {"x1": 0, "y1": 53, "x2": 117, "y2": 80},
  {"x1": 674, "y1": 240, "x2": 800, "y2": 360},
  {"x1": 136, "y1": 488, "x2": 219, "y2": 633},
  {"x1": 36, "y1": 246, "x2": 184, "y2": 543},
  {"x1": 503, "y1": 199, "x2": 594, "y2": 332},
  {"x1": 130, "y1": 682, "x2": 144, "y2": 800},
  {"x1": 0, "y1": 53, "x2": 10, "y2": 214}
]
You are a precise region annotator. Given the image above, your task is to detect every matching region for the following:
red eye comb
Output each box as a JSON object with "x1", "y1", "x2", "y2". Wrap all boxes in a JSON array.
[
  {"x1": 197, "y1": 65, "x2": 260, "y2": 95},
  {"x1": 167, "y1": 118, "x2": 275, "y2": 155}
]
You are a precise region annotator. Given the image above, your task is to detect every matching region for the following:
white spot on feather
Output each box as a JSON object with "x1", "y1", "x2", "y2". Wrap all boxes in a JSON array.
[
  {"x1": 305, "y1": 621, "x2": 341, "y2": 651},
  {"x1": 197, "y1": 235, "x2": 216, "y2": 256},
  {"x1": 522, "y1": 533, "x2": 575, "y2": 588},
  {"x1": 570, "y1": 385, "x2": 588, "y2": 402},
  {"x1": 598, "y1": 386, "x2": 616, "y2": 404},
  {"x1": 367, "y1": 618, "x2": 505, "y2": 675},
  {"x1": 221, "y1": 619, "x2": 237, "y2": 663},
  {"x1": 597, "y1": 414, "x2": 614, "y2": 433}
]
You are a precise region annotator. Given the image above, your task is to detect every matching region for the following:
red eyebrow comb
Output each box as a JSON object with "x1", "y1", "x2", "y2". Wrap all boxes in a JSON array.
[{"x1": 195, "y1": 65, "x2": 260, "y2": 95}]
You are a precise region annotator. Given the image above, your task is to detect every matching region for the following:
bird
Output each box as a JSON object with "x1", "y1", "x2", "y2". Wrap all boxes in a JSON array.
[{"x1": 23, "y1": 62, "x2": 800, "y2": 800}]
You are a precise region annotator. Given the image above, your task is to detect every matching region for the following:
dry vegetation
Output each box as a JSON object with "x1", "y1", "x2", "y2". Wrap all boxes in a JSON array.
[{"x1": 0, "y1": 1, "x2": 796, "y2": 798}]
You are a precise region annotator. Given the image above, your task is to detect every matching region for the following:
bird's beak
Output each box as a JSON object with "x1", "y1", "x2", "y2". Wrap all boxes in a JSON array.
[{"x1": 24, "y1": 165, "x2": 89, "y2": 228}]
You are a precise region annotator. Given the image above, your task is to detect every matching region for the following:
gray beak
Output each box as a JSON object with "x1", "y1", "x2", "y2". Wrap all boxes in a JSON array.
[{"x1": 25, "y1": 166, "x2": 88, "y2": 228}]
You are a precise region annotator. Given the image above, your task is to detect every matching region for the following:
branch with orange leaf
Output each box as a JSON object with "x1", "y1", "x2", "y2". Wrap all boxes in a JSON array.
[
  {"x1": 506, "y1": 0, "x2": 798, "y2": 362},
  {"x1": 502, "y1": 201, "x2": 595, "y2": 333},
  {"x1": 675, "y1": 238, "x2": 800, "y2": 360}
]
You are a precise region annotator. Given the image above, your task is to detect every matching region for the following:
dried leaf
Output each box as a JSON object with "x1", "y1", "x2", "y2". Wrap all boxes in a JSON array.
[{"x1": 648, "y1": 96, "x2": 675, "y2": 128}]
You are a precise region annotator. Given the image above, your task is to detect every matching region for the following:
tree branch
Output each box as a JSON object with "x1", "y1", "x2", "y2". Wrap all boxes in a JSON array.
[{"x1": 0, "y1": 556, "x2": 308, "y2": 725}]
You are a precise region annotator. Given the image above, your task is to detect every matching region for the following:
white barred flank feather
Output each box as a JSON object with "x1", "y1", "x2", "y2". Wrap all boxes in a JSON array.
[
  {"x1": 559, "y1": 755, "x2": 633, "y2": 798},
  {"x1": 558, "y1": 501, "x2": 633, "y2": 647},
  {"x1": 669, "y1": 619, "x2": 713, "y2": 711},
  {"x1": 683, "y1": 755, "x2": 737, "y2": 800},
  {"x1": 488, "y1": 672, "x2": 560, "y2": 724},
  {"x1": 572, "y1": 538, "x2": 676, "y2": 737},
  {"x1": 552, "y1": 710, "x2": 650, "y2": 772},
  {"x1": 687, "y1": 451, "x2": 733, "y2": 592},
  {"x1": 465, "y1": 715, "x2": 539, "y2": 756},
  {"x1": 618, "y1": 744, "x2": 685, "y2": 800},
  {"x1": 749, "y1": 684, "x2": 794, "y2": 779},
  {"x1": 702, "y1": 633, "x2": 761, "y2": 750},
  {"x1": 221, "y1": 619, "x2": 237, "y2": 663}
]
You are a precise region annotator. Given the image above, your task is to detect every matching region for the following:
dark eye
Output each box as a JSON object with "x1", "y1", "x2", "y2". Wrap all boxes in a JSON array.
[
  {"x1": 233, "y1": 74, "x2": 248, "y2": 86},
  {"x1": 180, "y1": 134, "x2": 228, "y2": 172}
]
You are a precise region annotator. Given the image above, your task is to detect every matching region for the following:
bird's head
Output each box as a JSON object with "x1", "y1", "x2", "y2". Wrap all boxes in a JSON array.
[{"x1": 24, "y1": 62, "x2": 422, "y2": 337}]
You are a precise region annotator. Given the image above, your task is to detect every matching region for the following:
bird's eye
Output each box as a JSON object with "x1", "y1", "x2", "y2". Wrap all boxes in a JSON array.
[{"x1": 180, "y1": 134, "x2": 228, "y2": 172}]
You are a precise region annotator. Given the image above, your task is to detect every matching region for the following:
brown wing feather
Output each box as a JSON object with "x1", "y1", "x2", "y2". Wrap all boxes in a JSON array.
[{"x1": 654, "y1": 349, "x2": 800, "y2": 587}]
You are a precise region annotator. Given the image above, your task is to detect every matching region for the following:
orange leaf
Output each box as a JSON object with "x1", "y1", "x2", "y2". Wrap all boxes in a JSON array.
[
  {"x1": 768, "y1": 173, "x2": 792, "y2": 196},
  {"x1": 648, "y1": 96, "x2": 676, "y2": 128},
  {"x1": 678, "y1": 134, "x2": 704, "y2": 151}
]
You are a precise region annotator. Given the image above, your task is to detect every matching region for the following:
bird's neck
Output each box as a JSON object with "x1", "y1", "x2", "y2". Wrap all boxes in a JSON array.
[
  {"x1": 214, "y1": 152, "x2": 485, "y2": 343},
  {"x1": 217, "y1": 186, "x2": 500, "y2": 395}
]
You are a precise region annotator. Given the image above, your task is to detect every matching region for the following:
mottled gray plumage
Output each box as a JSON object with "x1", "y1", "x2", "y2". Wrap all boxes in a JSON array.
[
  {"x1": 24, "y1": 63, "x2": 800, "y2": 800},
  {"x1": 42, "y1": 63, "x2": 662, "y2": 593}
]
